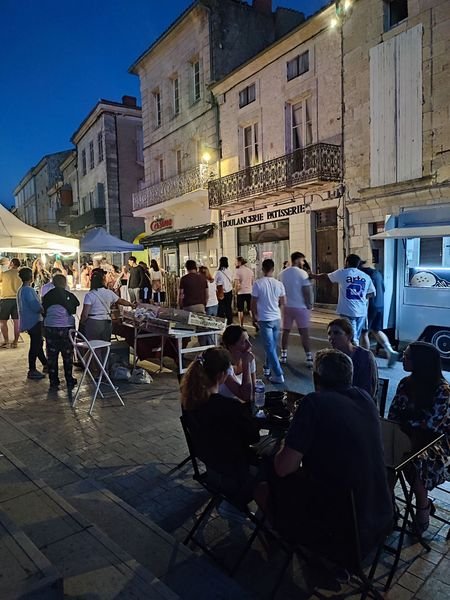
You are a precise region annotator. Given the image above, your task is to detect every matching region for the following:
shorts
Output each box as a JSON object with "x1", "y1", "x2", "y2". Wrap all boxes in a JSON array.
[
  {"x1": 363, "y1": 305, "x2": 383, "y2": 333},
  {"x1": 282, "y1": 306, "x2": 311, "y2": 330},
  {"x1": 237, "y1": 294, "x2": 252, "y2": 312},
  {"x1": 0, "y1": 298, "x2": 18, "y2": 320}
]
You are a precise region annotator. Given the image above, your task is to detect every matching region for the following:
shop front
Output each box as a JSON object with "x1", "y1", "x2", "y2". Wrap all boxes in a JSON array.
[{"x1": 371, "y1": 205, "x2": 450, "y2": 355}]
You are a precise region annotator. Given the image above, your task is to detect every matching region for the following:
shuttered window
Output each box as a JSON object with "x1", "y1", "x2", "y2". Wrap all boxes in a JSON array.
[{"x1": 370, "y1": 25, "x2": 422, "y2": 186}]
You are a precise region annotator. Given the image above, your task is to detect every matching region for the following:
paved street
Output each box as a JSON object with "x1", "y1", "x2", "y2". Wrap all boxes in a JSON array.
[{"x1": 0, "y1": 314, "x2": 449, "y2": 599}]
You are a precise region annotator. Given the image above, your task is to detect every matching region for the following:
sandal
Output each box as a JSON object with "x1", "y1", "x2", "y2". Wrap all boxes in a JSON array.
[
  {"x1": 415, "y1": 499, "x2": 436, "y2": 533},
  {"x1": 0, "y1": 342, "x2": 9, "y2": 349}
]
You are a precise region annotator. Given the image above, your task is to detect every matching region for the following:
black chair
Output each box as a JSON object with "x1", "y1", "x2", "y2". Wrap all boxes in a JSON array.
[
  {"x1": 375, "y1": 378, "x2": 389, "y2": 418},
  {"x1": 269, "y1": 489, "x2": 387, "y2": 600},
  {"x1": 180, "y1": 415, "x2": 267, "y2": 575}
]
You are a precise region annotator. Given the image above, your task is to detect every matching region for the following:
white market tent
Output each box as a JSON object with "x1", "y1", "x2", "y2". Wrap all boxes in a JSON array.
[{"x1": 0, "y1": 204, "x2": 79, "y2": 254}]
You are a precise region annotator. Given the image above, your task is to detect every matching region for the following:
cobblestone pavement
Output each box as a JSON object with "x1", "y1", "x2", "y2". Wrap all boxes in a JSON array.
[{"x1": 0, "y1": 322, "x2": 449, "y2": 599}]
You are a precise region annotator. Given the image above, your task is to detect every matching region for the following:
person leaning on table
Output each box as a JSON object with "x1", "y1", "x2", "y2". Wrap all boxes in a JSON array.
[{"x1": 80, "y1": 270, "x2": 135, "y2": 342}]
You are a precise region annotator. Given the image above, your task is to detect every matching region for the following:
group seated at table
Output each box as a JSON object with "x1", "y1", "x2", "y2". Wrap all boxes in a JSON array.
[
  {"x1": 388, "y1": 341, "x2": 450, "y2": 533},
  {"x1": 327, "y1": 318, "x2": 378, "y2": 399},
  {"x1": 181, "y1": 345, "x2": 393, "y2": 560}
]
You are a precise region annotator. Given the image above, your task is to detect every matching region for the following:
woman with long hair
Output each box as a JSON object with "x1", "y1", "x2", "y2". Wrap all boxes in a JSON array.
[
  {"x1": 327, "y1": 318, "x2": 378, "y2": 398},
  {"x1": 31, "y1": 258, "x2": 51, "y2": 296},
  {"x1": 221, "y1": 325, "x2": 255, "y2": 402},
  {"x1": 149, "y1": 259, "x2": 166, "y2": 304},
  {"x1": 388, "y1": 342, "x2": 450, "y2": 532},
  {"x1": 214, "y1": 256, "x2": 233, "y2": 325},
  {"x1": 180, "y1": 347, "x2": 260, "y2": 504}
]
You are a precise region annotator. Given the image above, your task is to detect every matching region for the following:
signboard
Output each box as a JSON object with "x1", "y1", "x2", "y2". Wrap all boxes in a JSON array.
[
  {"x1": 147, "y1": 210, "x2": 174, "y2": 234},
  {"x1": 220, "y1": 202, "x2": 306, "y2": 229}
]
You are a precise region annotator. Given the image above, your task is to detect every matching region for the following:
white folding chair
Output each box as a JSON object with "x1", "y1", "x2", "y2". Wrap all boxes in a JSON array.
[{"x1": 69, "y1": 329, "x2": 125, "y2": 415}]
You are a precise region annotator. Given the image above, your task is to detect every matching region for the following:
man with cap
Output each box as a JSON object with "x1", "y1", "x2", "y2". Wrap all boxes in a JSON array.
[{"x1": 311, "y1": 254, "x2": 375, "y2": 345}]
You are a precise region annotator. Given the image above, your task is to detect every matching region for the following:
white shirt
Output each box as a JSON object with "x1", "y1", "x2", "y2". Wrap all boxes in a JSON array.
[
  {"x1": 279, "y1": 266, "x2": 311, "y2": 309},
  {"x1": 252, "y1": 276, "x2": 285, "y2": 321},
  {"x1": 328, "y1": 268, "x2": 376, "y2": 318},
  {"x1": 214, "y1": 268, "x2": 233, "y2": 293},
  {"x1": 83, "y1": 288, "x2": 119, "y2": 320},
  {"x1": 206, "y1": 280, "x2": 218, "y2": 307},
  {"x1": 219, "y1": 359, "x2": 256, "y2": 398},
  {"x1": 234, "y1": 265, "x2": 254, "y2": 295}
]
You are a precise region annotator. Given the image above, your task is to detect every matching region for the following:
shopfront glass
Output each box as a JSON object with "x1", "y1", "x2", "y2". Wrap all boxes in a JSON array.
[
  {"x1": 237, "y1": 219, "x2": 289, "y2": 277},
  {"x1": 405, "y1": 237, "x2": 450, "y2": 287}
]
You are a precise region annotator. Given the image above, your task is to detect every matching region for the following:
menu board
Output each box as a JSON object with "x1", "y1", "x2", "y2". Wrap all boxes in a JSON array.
[{"x1": 408, "y1": 268, "x2": 450, "y2": 288}]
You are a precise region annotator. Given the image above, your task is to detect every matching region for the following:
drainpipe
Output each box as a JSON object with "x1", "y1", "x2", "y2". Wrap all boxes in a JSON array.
[{"x1": 113, "y1": 114, "x2": 123, "y2": 239}]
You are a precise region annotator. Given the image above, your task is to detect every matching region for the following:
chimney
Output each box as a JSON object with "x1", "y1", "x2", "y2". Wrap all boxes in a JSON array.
[
  {"x1": 252, "y1": 0, "x2": 272, "y2": 14},
  {"x1": 122, "y1": 95, "x2": 137, "y2": 107}
]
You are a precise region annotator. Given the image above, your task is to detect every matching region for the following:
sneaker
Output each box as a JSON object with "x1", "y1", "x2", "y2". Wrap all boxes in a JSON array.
[
  {"x1": 387, "y1": 351, "x2": 399, "y2": 368},
  {"x1": 27, "y1": 370, "x2": 45, "y2": 380},
  {"x1": 263, "y1": 366, "x2": 271, "y2": 377},
  {"x1": 280, "y1": 351, "x2": 287, "y2": 365},
  {"x1": 305, "y1": 354, "x2": 314, "y2": 369},
  {"x1": 269, "y1": 375, "x2": 285, "y2": 384}
]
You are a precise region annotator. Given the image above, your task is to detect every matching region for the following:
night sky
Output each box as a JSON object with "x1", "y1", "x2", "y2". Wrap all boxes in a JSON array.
[{"x1": 0, "y1": 0, "x2": 330, "y2": 208}]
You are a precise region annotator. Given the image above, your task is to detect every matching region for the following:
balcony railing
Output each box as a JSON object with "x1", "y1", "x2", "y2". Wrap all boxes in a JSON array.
[
  {"x1": 208, "y1": 143, "x2": 342, "y2": 208},
  {"x1": 133, "y1": 164, "x2": 215, "y2": 212},
  {"x1": 70, "y1": 208, "x2": 106, "y2": 233}
]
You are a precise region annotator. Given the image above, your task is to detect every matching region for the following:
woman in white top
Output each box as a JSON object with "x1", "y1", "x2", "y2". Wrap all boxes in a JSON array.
[
  {"x1": 80, "y1": 270, "x2": 134, "y2": 342},
  {"x1": 215, "y1": 256, "x2": 233, "y2": 325},
  {"x1": 199, "y1": 265, "x2": 219, "y2": 347},
  {"x1": 149, "y1": 259, "x2": 166, "y2": 304},
  {"x1": 220, "y1": 325, "x2": 255, "y2": 402}
]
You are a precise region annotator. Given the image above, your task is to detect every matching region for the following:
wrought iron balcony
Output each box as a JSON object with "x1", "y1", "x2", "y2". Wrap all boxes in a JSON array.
[
  {"x1": 133, "y1": 164, "x2": 215, "y2": 212},
  {"x1": 208, "y1": 143, "x2": 342, "y2": 208},
  {"x1": 70, "y1": 208, "x2": 106, "y2": 233}
]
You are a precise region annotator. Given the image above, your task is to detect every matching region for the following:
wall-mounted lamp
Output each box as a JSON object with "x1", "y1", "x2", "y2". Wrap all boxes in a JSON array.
[{"x1": 201, "y1": 151, "x2": 211, "y2": 164}]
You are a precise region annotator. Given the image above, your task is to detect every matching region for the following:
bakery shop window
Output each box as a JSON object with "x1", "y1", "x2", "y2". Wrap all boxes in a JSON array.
[{"x1": 406, "y1": 237, "x2": 450, "y2": 288}]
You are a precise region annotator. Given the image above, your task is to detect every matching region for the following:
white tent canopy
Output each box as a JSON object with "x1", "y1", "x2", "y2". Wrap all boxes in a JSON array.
[
  {"x1": 370, "y1": 225, "x2": 450, "y2": 240},
  {"x1": 0, "y1": 204, "x2": 79, "y2": 254}
]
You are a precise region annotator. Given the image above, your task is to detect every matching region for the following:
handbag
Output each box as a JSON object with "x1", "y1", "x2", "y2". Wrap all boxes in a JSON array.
[{"x1": 216, "y1": 287, "x2": 225, "y2": 301}]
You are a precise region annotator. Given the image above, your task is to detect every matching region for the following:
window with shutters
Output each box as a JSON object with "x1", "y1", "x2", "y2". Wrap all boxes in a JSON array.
[
  {"x1": 154, "y1": 89, "x2": 162, "y2": 128},
  {"x1": 370, "y1": 25, "x2": 422, "y2": 186},
  {"x1": 287, "y1": 51, "x2": 309, "y2": 81},
  {"x1": 159, "y1": 158, "x2": 164, "y2": 182},
  {"x1": 81, "y1": 149, "x2": 87, "y2": 176},
  {"x1": 172, "y1": 76, "x2": 180, "y2": 116},
  {"x1": 97, "y1": 132, "x2": 104, "y2": 163},
  {"x1": 89, "y1": 141, "x2": 95, "y2": 170},
  {"x1": 240, "y1": 123, "x2": 259, "y2": 169},
  {"x1": 192, "y1": 60, "x2": 201, "y2": 102},
  {"x1": 290, "y1": 98, "x2": 313, "y2": 150},
  {"x1": 239, "y1": 84, "x2": 256, "y2": 108}
]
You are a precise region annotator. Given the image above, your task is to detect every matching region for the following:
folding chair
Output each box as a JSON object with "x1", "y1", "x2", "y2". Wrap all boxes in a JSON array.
[
  {"x1": 270, "y1": 489, "x2": 387, "y2": 600},
  {"x1": 180, "y1": 414, "x2": 267, "y2": 575},
  {"x1": 69, "y1": 329, "x2": 125, "y2": 415}
]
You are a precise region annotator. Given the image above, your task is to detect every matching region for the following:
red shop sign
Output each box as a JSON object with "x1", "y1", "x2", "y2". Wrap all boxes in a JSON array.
[{"x1": 150, "y1": 218, "x2": 173, "y2": 233}]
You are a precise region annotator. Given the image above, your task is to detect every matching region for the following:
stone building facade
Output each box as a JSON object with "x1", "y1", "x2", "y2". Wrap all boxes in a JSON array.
[
  {"x1": 341, "y1": 0, "x2": 450, "y2": 340},
  {"x1": 131, "y1": 0, "x2": 305, "y2": 275},
  {"x1": 209, "y1": 3, "x2": 343, "y2": 302},
  {"x1": 70, "y1": 96, "x2": 145, "y2": 242},
  {"x1": 14, "y1": 150, "x2": 72, "y2": 233}
]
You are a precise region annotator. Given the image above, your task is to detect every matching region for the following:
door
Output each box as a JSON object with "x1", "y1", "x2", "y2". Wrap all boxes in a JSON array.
[{"x1": 314, "y1": 209, "x2": 338, "y2": 304}]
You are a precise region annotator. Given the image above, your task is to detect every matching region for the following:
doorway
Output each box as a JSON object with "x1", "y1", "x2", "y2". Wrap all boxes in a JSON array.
[
  {"x1": 238, "y1": 219, "x2": 290, "y2": 278},
  {"x1": 314, "y1": 208, "x2": 338, "y2": 304}
]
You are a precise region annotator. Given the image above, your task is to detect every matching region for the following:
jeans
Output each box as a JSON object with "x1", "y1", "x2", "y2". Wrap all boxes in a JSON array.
[
  {"x1": 218, "y1": 291, "x2": 233, "y2": 325},
  {"x1": 259, "y1": 319, "x2": 283, "y2": 377},
  {"x1": 45, "y1": 326, "x2": 75, "y2": 385},
  {"x1": 204, "y1": 304, "x2": 218, "y2": 346},
  {"x1": 340, "y1": 314, "x2": 366, "y2": 346},
  {"x1": 27, "y1": 321, "x2": 47, "y2": 371}
]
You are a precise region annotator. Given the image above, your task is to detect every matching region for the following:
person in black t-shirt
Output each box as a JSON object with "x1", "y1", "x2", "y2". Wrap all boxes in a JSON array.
[
  {"x1": 127, "y1": 256, "x2": 146, "y2": 303},
  {"x1": 272, "y1": 349, "x2": 392, "y2": 560},
  {"x1": 180, "y1": 347, "x2": 261, "y2": 505}
]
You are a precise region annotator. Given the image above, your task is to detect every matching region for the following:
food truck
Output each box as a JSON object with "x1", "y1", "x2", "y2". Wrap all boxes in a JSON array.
[{"x1": 371, "y1": 205, "x2": 450, "y2": 361}]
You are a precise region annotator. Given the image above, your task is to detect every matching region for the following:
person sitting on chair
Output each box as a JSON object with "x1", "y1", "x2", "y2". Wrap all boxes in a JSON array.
[
  {"x1": 220, "y1": 325, "x2": 255, "y2": 402},
  {"x1": 388, "y1": 341, "x2": 450, "y2": 533},
  {"x1": 180, "y1": 347, "x2": 261, "y2": 506},
  {"x1": 327, "y1": 318, "x2": 378, "y2": 399},
  {"x1": 271, "y1": 349, "x2": 392, "y2": 559}
]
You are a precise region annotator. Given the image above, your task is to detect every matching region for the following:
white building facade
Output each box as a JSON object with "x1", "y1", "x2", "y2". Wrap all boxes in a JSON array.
[{"x1": 210, "y1": 4, "x2": 343, "y2": 302}]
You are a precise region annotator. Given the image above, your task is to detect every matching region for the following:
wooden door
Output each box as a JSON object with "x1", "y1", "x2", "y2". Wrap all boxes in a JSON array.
[{"x1": 315, "y1": 209, "x2": 338, "y2": 304}]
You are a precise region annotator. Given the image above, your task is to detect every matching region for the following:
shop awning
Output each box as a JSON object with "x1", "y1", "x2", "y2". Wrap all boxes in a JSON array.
[
  {"x1": 370, "y1": 225, "x2": 450, "y2": 240},
  {"x1": 141, "y1": 223, "x2": 215, "y2": 247}
]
